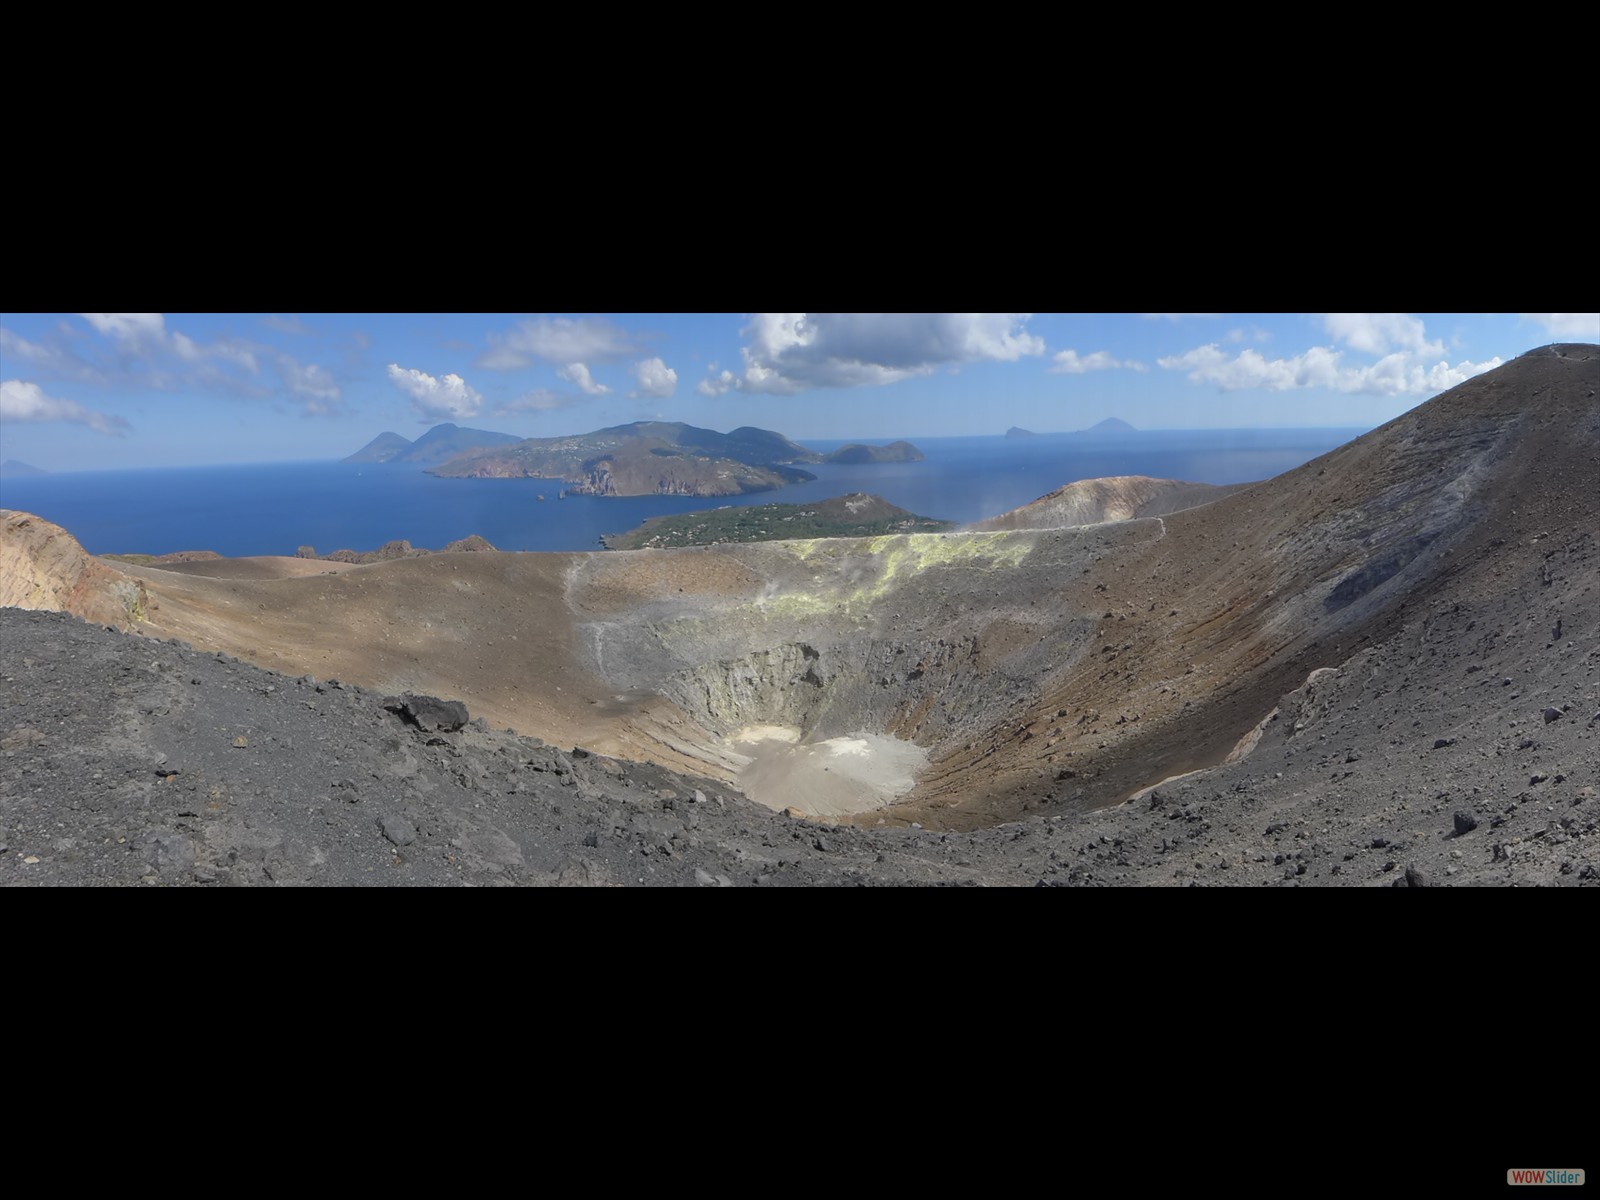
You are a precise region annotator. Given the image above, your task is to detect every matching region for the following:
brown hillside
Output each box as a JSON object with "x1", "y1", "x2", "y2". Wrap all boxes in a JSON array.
[{"x1": 970, "y1": 476, "x2": 1245, "y2": 531}]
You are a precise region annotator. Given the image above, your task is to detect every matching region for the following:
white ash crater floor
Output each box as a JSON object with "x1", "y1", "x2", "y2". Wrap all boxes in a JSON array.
[{"x1": 727, "y1": 724, "x2": 928, "y2": 817}]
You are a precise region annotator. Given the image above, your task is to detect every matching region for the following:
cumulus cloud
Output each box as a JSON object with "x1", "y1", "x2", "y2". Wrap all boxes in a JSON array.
[
  {"x1": 631, "y1": 357, "x2": 678, "y2": 398},
  {"x1": 557, "y1": 362, "x2": 610, "y2": 395},
  {"x1": 1523, "y1": 313, "x2": 1600, "y2": 339},
  {"x1": 1157, "y1": 343, "x2": 1501, "y2": 397},
  {"x1": 1323, "y1": 313, "x2": 1443, "y2": 357},
  {"x1": 386, "y1": 363, "x2": 484, "y2": 421},
  {"x1": 698, "y1": 368, "x2": 737, "y2": 398},
  {"x1": 1049, "y1": 349, "x2": 1147, "y2": 374},
  {"x1": 480, "y1": 316, "x2": 636, "y2": 370},
  {"x1": 716, "y1": 313, "x2": 1044, "y2": 395},
  {"x1": 1, "y1": 379, "x2": 129, "y2": 435}
]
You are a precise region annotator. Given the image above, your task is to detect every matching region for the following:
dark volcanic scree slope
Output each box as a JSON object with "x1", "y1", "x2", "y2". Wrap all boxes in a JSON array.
[{"x1": 1, "y1": 345, "x2": 1596, "y2": 886}]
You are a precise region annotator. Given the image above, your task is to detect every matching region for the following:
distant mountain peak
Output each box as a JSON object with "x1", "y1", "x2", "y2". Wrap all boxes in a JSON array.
[
  {"x1": 1078, "y1": 417, "x2": 1137, "y2": 435},
  {"x1": 344, "y1": 424, "x2": 520, "y2": 465},
  {"x1": 343, "y1": 432, "x2": 413, "y2": 463}
]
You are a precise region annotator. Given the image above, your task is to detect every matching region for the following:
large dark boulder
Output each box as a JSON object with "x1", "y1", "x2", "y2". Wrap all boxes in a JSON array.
[{"x1": 387, "y1": 693, "x2": 470, "y2": 732}]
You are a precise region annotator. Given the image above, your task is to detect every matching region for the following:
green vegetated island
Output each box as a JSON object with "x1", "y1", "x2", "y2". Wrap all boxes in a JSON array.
[
  {"x1": 345, "y1": 421, "x2": 924, "y2": 498},
  {"x1": 602, "y1": 493, "x2": 953, "y2": 550}
]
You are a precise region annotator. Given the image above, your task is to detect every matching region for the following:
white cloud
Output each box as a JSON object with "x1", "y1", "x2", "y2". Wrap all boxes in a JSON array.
[
  {"x1": 386, "y1": 363, "x2": 484, "y2": 421},
  {"x1": 1, "y1": 379, "x2": 129, "y2": 435},
  {"x1": 1408, "y1": 356, "x2": 1505, "y2": 392},
  {"x1": 1522, "y1": 313, "x2": 1600, "y2": 339},
  {"x1": 723, "y1": 313, "x2": 1044, "y2": 394},
  {"x1": 1157, "y1": 343, "x2": 1502, "y2": 397},
  {"x1": 1323, "y1": 313, "x2": 1443, "y2": 357},
  {"x1": 24, "y1": 316, "x2": 342, "y2": 411},
  {"x1": 1, "y1": 328, "x2": 52, "y2": 363},
  {"x1": 1049, "y1": 349, "x2": 1147, "y2": 374},
  {"x1": 0, "y1": 327, "x2": 106, "y2": 383},
  {"x1": 276, "y1": 355, "x2": 341, "y2": 414},
  {"x1": 173, "y1": 332, "x2": 259, "y2": 373},
  {"x1": 631, "y1": 357, "x2": 678, "y2": 398},
  {"x1": 698, "y1": 368, "x2": 737, "y2": 398},
  {"x1": 557, "y1": 362, "x2": 610, "y2": 395},
  {"x1": 79, "y1": 312, "x2": 167, "y2": 345},
  {"x1": 68, "y1": 314, "x2": 276, "y2": 395},
  {"x1": 480, "y1": 316, "x2": 636, "y2": 369}
]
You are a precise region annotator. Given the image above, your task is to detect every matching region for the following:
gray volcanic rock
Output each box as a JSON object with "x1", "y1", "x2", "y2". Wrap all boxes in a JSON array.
[
  {"x1": 0, "y1": 607, "x2": 1059, "y2": 888},
  {"x1": 2, "y1": 585, "x2": 1597, "y2": 887},
  {"x1": 391, "y1": 693, "x2": 470, "y2": 732}
]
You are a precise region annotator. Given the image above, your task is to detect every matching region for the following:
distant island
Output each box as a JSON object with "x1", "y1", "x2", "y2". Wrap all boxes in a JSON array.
[
  {"x1": 822, "y1": 441, "x2": 924, "y2": 464},
  {"x1": 331, "y1": 421, "x2": 925, "y2": 500},
  {"x1": 0, "y1": 460, "x2": 48, "y2": 476},
  {"x1": 1002, "y1": 418, "x2": 1138, "y2": 437},
  {"x1": 427, "y1": 422, "x2": 817, "y2": 497},
  {"x1": 345, "y1": 423, "x2": 522, "y2": 465},
  {"x1": 603, "y1": 493, "x2": 952, "y2": 550},
  {"x1": 341, "y1": 421, "x2": 927, "y2": 498},
  {"x1": 1078, "y1": 417, "x2": 1137, "y2": 436}
]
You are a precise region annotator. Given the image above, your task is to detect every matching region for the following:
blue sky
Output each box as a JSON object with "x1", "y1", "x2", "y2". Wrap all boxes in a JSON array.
[{"x1": 2, "y1": 312, "x2": 1595, "y2": 471}]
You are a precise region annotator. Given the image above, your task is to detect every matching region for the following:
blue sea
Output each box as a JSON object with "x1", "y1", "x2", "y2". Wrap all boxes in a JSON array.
[{"x1": 0, "y1": 429, "x2": 1366, "y2": 558}]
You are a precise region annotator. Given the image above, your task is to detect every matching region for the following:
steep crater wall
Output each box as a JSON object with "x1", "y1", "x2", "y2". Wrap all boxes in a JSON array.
[
  {"x1": 568, "y1": 526, "x2": 1154, "y2": 814},
  {"x1": 661, "y1": 634, "x2": 1004, "y2": 744}
]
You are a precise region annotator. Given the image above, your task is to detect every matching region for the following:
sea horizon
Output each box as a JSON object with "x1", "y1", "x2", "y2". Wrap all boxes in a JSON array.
[{"x1": 0, "y1": 427, "x2": 1370, "y2": 559}]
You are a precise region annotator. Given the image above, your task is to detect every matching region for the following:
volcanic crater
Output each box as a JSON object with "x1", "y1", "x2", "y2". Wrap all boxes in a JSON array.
[{"x1": 3, "y1": 345, "x2": 1596, "y2": 886}]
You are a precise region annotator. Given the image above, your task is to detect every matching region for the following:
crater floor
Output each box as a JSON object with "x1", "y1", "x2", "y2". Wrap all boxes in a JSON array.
[{"x1": 728, "y1": 725, "x2": 929, "y2": 817}]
